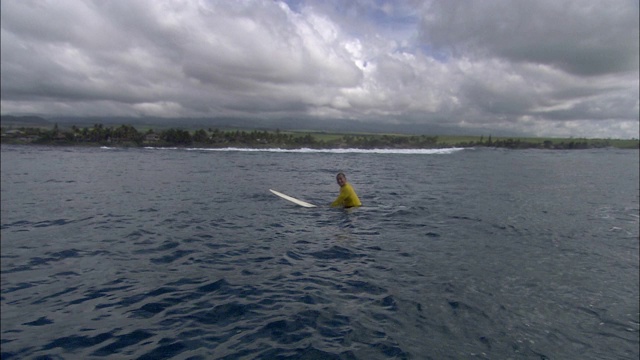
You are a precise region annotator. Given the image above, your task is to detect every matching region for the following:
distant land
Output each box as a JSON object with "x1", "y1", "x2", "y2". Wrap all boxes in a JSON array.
[
  {"x1": 1, "y1": 114, "x2": 523, "y2": 137},
  {"x1": 1, "y1": 115, "x2": 638, "y2": 150}
]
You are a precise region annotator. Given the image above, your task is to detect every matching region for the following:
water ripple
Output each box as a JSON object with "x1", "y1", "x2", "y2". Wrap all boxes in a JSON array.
[{"x1": 1, "y1": 146, "x2": 638, "y2": 359}]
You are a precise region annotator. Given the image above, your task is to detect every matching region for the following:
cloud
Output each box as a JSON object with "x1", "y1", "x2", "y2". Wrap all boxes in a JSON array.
[
  {"x1": 1, "y1": 0, "x2": 638, "y2": 138},
  {"x1": 419, "y1": 0, "x2": 639, "y2": 76},
  {"x1": 416, "y1": 0, "x2": 639, "y2": 137}
]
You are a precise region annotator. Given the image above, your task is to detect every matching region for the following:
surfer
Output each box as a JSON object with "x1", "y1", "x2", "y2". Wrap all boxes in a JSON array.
[{"x1": 331, "y1": 172, "x2": 362, "y2": 208}]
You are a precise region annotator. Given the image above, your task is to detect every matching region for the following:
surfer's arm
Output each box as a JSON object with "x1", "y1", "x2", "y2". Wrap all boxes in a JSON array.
[
  {"x1": 331, "y1": 188, "x2": 348, "y2": 207},
  {"x1": 331, "y1": 195, "x2": 345, "y2": 207}
]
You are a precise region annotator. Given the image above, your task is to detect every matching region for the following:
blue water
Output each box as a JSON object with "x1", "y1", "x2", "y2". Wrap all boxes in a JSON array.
[{"x1": 1, "y1": 145, "x2": 638, "y2": 359}]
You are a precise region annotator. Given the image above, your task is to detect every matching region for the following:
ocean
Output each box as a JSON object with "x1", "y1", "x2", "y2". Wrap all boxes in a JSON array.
[{"x1": 1, "y1": 144, "x2": 638, "y2": 359}]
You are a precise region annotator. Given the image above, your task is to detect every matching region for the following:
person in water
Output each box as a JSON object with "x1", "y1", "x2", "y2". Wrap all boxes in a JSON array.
[{"x1": 331, "y1": 172, "x2": 362, "y2": 208}]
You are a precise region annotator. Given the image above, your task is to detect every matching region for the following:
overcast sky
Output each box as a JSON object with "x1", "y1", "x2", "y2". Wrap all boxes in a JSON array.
[{"x1": 1, "y1": 0, "x2": 638, "y2": 138}]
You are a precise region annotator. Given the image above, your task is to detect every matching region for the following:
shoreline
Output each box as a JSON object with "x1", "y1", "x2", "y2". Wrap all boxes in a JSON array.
[
  {"x1": 3, "y1": 139, "x2": 638, "y2": 151},
  {"x1": 2, "y1": 123, "x2": 638, "y2": 150}
]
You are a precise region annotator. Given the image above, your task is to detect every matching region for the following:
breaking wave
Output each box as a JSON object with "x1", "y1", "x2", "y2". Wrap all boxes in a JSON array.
[{"x1": 142, "y1": 146, "x2": 466, "y2": 155}]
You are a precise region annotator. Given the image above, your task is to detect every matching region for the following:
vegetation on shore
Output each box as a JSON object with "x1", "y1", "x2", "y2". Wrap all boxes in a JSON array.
[{"x1": 1, "y1": 123, "x2": 638, "y2": 150}]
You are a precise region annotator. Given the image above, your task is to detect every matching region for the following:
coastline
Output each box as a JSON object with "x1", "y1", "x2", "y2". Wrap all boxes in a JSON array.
[{"x1": 2, "y1": 123, "x2": 638, "y2": 150}]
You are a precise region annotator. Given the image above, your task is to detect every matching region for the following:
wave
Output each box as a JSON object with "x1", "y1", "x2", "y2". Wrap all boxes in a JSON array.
[{"x1": 140, "y1": 146, "x2": 466, "y2": 155}]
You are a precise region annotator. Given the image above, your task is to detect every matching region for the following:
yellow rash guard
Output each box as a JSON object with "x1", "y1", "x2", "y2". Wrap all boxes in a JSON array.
[{"x1": 331, "y1": 183, "x2": 362, "y2": 208}]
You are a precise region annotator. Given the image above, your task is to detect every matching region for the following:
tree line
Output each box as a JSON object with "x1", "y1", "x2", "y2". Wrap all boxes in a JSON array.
[
  {"x1": 1, "y1": 123, "x2": 637, "y2": 149},
  {"x1": 1, "y1": 123, "x2": 438, "y2": 148}
]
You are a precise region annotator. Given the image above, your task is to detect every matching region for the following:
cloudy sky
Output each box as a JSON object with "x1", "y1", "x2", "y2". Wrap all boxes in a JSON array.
[{"x1": 1, "y1": 0, "x2": 638, "y2": 138}]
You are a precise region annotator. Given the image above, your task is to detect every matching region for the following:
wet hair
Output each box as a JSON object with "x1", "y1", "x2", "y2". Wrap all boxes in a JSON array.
[{"x1": 336, "y1": 172, "x2": 346, "y2": 180}]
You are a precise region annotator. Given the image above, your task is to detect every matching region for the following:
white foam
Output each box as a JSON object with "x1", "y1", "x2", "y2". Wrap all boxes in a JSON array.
[{"x1": 143, "y1": 147, "x2": 465, "y2": 155}]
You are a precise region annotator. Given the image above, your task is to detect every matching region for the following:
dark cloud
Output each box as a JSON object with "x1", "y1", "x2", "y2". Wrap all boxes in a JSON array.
[{"x1": 419, "y1": 0, "x2": 639, "y2": 76}]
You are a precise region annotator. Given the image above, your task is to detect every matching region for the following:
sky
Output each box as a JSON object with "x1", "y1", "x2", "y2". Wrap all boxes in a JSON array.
[{"x1": 1, "y1": 0, "x2": 639, "y2": 138}]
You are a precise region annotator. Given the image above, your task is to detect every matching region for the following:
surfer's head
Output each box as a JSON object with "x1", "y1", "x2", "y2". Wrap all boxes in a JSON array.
[{"x1": 336, "y1": 172, "x2": 347, "y2": 187}]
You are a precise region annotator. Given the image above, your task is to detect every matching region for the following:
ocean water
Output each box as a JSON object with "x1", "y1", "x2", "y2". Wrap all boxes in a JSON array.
[{"x1": 1, "y1": 144, "x2": 638, "y2": 359}]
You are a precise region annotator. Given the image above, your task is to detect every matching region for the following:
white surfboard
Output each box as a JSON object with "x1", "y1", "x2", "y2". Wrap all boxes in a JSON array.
[{"x1": 269, "y1": 189, "x2": 317, "y2": 208}]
